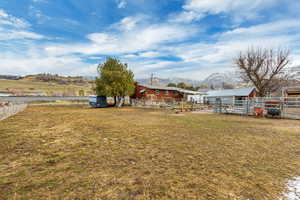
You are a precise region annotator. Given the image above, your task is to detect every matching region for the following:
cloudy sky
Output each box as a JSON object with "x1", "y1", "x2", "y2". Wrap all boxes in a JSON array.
[{"x1": 0, "y1": 0, "x2": 300, "y2": 80}]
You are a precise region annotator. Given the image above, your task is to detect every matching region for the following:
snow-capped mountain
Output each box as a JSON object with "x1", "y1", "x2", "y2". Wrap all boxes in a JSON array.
[
  {"x1": 290, "y1": 66, "x2": 300, "y2": 80},
  {"x1": 136, "y1": 72, "x2": 243, "y2": 88},
  {"x1": 200, "y1": 72, "x2": 242, "y2": 88},
  {"x1": 136, "y1": 77, "x2": 203, "y2": 86}
]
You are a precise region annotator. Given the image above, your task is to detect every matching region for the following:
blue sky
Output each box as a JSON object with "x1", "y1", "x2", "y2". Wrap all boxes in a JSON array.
[{"x1": 0, "y1": 0, "x2": 300, "y2": 80}]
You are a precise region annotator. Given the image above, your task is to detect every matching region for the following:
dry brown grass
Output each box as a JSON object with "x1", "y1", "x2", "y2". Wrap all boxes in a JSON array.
[
  {"x1": 0, "y1": 79, "x2": 91, "y2": 95},
  {"x1": 0, "y1": 106, "x2": 300, "y2": 200}
]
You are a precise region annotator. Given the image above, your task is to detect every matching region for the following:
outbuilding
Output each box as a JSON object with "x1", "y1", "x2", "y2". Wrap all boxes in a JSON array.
[
  {"x1": 204, "y1": 87, "x2": 257, "y2": 105},
  {"x1": 133, "y1": 83, "x2": 202, "y2": 102}
]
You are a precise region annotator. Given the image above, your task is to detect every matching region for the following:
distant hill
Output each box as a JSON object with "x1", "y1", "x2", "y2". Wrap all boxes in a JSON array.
[
  {"x1": 0, "y1": 74, "x2": 93, "y2": 96},
  {"x1": 21, "y1": 74, "x2": 91, "y2": 86}
]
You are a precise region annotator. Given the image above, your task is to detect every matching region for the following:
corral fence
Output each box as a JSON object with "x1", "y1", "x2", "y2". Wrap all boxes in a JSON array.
[
  {"x1": 131, "y1": 98, "x2": 300, "y2": 119},
  {"x1": 213, "y1": 97, "x2": 300, "y2": 120},
  {"x1": 131, "y1": 99, "x2": 213, "y2": 112},
  {"x1": 0, "y1": 103, "x2": 27, "y2": 121}
]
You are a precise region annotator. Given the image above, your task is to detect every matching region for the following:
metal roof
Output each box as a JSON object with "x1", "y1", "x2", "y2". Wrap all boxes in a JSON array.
[
  {"x1": 205, "y1": 87, "x2": 255, "y2": 97},
  {"x1": 197, "y1": 88, "x2": 210, "y2": 93},
  {"x1": 138, "y1": 83, "x2": 202, "y2": 95},
  {"x1": 285, "y1": 87, "x2": 300, "y2": 93}
]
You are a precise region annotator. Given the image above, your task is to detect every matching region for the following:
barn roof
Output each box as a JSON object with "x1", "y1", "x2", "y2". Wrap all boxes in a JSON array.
[
  {"x1": 138, "y1": 84, "x2": 202, "y2": 95},
  {"x1": 206, "y1": 87, "x2": 255, "y2": 97}
]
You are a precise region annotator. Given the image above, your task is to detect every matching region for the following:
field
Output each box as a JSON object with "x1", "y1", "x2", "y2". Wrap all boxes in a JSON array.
[
  {"x1": 1, "y1": 106, "x2": 300, "y2": 199},
  {"x1": 0, "y1": 79, "x2": 91, "y2": 96}
]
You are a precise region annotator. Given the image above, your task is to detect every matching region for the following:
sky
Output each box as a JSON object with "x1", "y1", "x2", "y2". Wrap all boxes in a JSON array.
[{"x1": 0, "y1": 0, "x2": 300, "y2": 80}]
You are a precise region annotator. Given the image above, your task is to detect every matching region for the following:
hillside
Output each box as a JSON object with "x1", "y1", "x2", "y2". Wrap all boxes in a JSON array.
[
  {"x1": 21, "y1": 74, "x2": 90, "y2": 86},
  {"x1": 0, "y1": 74, "x2": 93, "y2": 96}
]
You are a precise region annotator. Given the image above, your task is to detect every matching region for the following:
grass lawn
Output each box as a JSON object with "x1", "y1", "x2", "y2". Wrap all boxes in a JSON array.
[{"x1": 0, "y1": 106, "x2": 300, "y2": 199}]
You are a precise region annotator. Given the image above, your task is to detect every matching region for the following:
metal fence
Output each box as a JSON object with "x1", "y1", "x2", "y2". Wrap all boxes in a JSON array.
[
  {"x1": 213, "y1": 97, "x2": 300, "y2": 120},
  {"x1": 0, "y1": 96, "x2": 89, "y2": 104}
]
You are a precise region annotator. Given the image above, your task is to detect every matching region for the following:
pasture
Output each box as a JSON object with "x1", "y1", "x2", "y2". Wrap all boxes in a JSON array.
[
  {"x1": 0, "y1": 106, "x2": 300, "y2": 199},
  {"x1": 0, "y1": 79, "x2": 91, "y2": 96}
]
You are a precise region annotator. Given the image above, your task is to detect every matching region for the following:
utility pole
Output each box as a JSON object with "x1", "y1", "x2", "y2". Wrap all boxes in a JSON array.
[{"x1": 150, "y1": 73, "x2": 154, "y2": 85}]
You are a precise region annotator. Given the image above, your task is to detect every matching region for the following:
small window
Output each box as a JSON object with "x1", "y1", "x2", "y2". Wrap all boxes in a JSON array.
[
  {"x1": 155, "y1": 90, "x2": 160, "y2": 95},
  {"x1": 165, "y1": 90, "x2": 169, "y2": 95}
]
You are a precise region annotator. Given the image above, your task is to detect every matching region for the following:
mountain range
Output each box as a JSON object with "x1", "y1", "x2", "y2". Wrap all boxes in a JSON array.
[{"x1": 136, "y1": 72, "x2": 242, "y2": 88}]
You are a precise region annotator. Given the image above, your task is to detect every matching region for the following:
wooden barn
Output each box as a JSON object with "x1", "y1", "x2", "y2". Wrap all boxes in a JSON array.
[{"x1": 132, "y1": 83, "x2": 200, "y2": 102}]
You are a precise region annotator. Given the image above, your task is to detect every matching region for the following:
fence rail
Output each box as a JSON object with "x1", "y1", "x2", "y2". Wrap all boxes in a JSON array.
[
  {"x1": 132, "y1": 97, "x2": 300, "y2": 119},
  {"x1": 213, "y1": 97, "x2": 300, "y2": 120},
  {"x1": 0, "y1": 96, "x2": 89, "y2": 104}
]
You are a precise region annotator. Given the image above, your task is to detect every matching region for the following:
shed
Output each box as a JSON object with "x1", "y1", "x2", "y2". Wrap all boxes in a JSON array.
[{"x1": 204, "y1": 88, "x2": 257, "y2": 105}]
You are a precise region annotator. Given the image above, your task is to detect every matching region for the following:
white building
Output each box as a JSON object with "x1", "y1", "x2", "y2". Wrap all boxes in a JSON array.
[{"x1": 204, "y1": 88, "x2": 257, "y2": 105}]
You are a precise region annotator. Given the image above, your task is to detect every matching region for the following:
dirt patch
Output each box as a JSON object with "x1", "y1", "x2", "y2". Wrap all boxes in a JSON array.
[
  {"x1": 284, "y1": 177, "x2": 300, "y2": 200},
  {"x1": 191, "y1": 111, "x2": 214, "y2": 114},
  {"x1": 169, "y1": 113, "x2": 185, "y2": 116}
]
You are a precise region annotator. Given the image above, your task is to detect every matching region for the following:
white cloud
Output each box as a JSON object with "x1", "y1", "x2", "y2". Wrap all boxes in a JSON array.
[
  {"x1": 121, "y1": 18, "x2": 300, "y2": 79},
  {"x1": 139, "y1": 51, "x2": 162, "y2": 58},
  {"x1": 0, "y1": 9, "x2": 45, "y2": 40},
  {"x1": 88, "y1": 56, "x2": 103, "y2": 60},
  {"x1": 0, "y1": 50, "x2": 96, "y2": 76},
  {"x1": 0, "y1": 30, "x2": 44, "y2": 40},
  {"x1": 28, "y1": 5, "x2": 52, "y2": 24},
  {"x1": 117, "y1": 16, "x2": 140, "y2": 31},
  {"x1": 173, "y1": 0, "x2": 279, "y2": 23},
  {"x1": 117, "y1": 0, "x2": 127, "y2": 9},
  {"x1": 123, "y1": 54, "x2": 137, "y2": 59},
  {"x1": 169, "y1": 11, "x2": 204, "y2": 23},
  {"x1": 41, "y1": 16, "x2": 300, "y2": 79},
  {"x1": 86, "y1": 33, "x2": 115, "y2": 44},
  {"x1": 45, "y1": 18, "x2": 199, "y2": 56},
  {"x1": 0, "y1": 9, "x2": 29, "y2": 28},
  {"x1": 221, "y1": 19, "x2": 300, "y2": 40}
]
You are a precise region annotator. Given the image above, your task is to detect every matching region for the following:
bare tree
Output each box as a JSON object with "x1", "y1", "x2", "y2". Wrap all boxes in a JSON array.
[{"x1": 235, "y1": 47, "x2": 291, "y2": 96}]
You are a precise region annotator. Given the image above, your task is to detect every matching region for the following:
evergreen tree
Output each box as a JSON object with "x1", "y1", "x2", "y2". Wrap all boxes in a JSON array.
[
  {"x1": 95, "y1": 58, "x2": 135, "y2": 106},
  {"x1": 167, "y1": 83, "x2": 177, "y2": 87}
]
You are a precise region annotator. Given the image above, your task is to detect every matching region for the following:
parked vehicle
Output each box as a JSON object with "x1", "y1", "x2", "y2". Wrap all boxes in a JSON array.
[
  {"x1": 266, "y1": 108, "x2": 281, "y2": 118},
  {"x1": 89, "y1": 95, "x2": 109, "y2": 108}
]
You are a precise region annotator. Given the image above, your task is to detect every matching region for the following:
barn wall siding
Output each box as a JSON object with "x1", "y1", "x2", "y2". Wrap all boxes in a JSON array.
[{"x1": 133, "y1": 85, "x2": 184, "y2": 102}]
